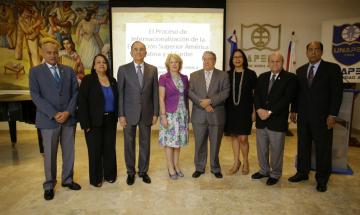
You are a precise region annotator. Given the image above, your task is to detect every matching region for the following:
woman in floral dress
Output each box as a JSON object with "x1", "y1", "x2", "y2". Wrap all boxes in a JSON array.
[{"x1": 159, "y1": 53, "x2": 189, "y2": 180}]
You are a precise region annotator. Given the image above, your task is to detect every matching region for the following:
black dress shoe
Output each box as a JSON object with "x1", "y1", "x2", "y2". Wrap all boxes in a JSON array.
[
  {"x1": 139, "y1": 173, "x2": 151, "y2": 184},
  {"x1": 288, "y1": 173, "x2": 309, "y2": 182},
  {"x1": 126, "y1": 174, "x2": 135, "y2": 185},
  {"x1": 44, "y1": 189, "x2": 54, "y2": 200},
  {"x1": 316, "y1": 184, "x2": 327, "y2": 192},
  {"x1": 91, "y1": 182, "x2": 102, "y2": 188},
  {"x1": 192, "y1": 171, "x2": 204, "y2": 178},
  {"x1": 266, "y1": 177, "x2": 279, "y2": 185},
  {"x1": 211, "y1": 171, "x2": 223, "y2": 178},
  {"x1": 251, "y1": 172, "x2": 269, "y2": 180},
  {"x1": 105, "y1": 178, "x2": 116, "y2": 183},
  {"x1": 61, "y1": 182, "x2": 81, "y2": 190}
]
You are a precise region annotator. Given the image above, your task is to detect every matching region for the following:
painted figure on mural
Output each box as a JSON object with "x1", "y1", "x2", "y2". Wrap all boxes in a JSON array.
[
  {"x1": 48, "y1": 1, "x2": 77, "y2": 45},
  {"x1": 76, "y1": 8, "x2": 108, "y2": 69},
  {"x1": 59, "y1": 37, "x2": 85, "y2": 84},
  {"x1": 0, "y1": 2, "x2": 15, "y2": 49},
  {"x1": 15, "y1": 6, "x2": 42, "y2": 67},
  {"x1": 88, "y1": 3, "x2": 107, "y2": 50}
]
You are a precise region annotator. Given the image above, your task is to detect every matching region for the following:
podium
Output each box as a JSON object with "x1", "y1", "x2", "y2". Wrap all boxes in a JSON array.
[{"x1": 310, "y1": 90, "x2": 359, "y2": 175}]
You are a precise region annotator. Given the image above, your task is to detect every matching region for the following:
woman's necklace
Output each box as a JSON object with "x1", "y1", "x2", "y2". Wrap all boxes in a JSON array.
[{"x1": 232, "y1": 69, "x2": 244, "y2": 106}]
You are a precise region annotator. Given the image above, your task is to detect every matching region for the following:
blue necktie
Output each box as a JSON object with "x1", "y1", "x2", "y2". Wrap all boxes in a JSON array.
[{"x1": 51, "y1": 66, "x2": 60, "y2": 83}]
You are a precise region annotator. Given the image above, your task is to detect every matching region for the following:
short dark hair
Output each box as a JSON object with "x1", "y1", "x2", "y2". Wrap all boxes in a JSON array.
[
  {"x1": 91, "y1": 53, "x2": 112, "y2": 79},
  {"x1": 229, "y1": 49, "x2": 248, "y2": 71},
  {"x1": 306, "y1": 41, "x2": 323, "y2": 51}
]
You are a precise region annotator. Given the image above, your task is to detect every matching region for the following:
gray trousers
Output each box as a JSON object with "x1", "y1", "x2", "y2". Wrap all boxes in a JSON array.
[
  {"x1": 256, "y1": 128, "x2": 285, "y2": 179},
  {"x1": 41, "y1": 125, "x2": 75, "y2": 190},
  {"x1": 193, "y1": 123, "x2": 223, "y2": 173},
  {"x1": 124, "y1": 124, "x2": 151, "y2": 175}
]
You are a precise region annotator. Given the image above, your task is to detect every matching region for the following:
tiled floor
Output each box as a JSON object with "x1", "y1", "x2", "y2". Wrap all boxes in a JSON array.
[{"x1": 0, "y1": 129, "x2": 359, "y2": 214}]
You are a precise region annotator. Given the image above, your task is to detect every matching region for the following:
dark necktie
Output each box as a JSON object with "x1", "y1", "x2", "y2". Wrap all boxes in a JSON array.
[
  {"x1": 308, "y1": 65, "x2": 315, "y2": 87},
  {"x1": 268, "y1": 74, "x2": 276, "y2": 94},
  {"x1": 136, "y1": 65, "x2": 143, "y2": 87}
]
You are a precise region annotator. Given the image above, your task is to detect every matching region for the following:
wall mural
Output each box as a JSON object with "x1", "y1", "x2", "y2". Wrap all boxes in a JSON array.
[{"x1": 0, "y1": 0, "x2": 110, "y2": 100}]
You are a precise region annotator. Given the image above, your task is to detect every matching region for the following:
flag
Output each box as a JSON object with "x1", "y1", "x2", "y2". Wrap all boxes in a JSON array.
[
  {"x1": 286, "y1": 31, "x2": 296, "y2": 73},
  {"x1": 227, "y1": 30, "x2": 238, "y2": 55}
]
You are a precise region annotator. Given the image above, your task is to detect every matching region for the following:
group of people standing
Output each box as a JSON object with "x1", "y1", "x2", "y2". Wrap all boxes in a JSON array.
[{"x1": 29, "y1": 38, "x2": 343, "y2": 201}]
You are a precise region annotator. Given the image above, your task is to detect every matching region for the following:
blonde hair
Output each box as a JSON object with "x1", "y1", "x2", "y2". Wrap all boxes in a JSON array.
[
  {"x1": 165, "y1": 53, "x2": 183, "y2": 72},
  {"x1": 40, "y1": 37, "x2": 60, "y2": 48}
]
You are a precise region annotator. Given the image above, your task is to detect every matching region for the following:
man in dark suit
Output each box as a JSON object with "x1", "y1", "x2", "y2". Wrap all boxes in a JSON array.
[
  {"x1": 29, "y1": 37, "x2": 81, "y2": 201},
  {"x1": 252, "y1": 52, "x2": 296, "y2": 186},
  {"x1": 117, "y1": 41, "x2": 159, "y2": 185},
  {"x1": 288, "y1": 41, "x2": 343, "y2": 192},
  {"x1": 189, "y1": 51, "x2": 230, "y2": 179}
]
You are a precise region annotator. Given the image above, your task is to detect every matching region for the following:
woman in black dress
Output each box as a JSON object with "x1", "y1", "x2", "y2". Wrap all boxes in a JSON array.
[{"x1": 225, "y1": 49, "x2": 257, "y2": 175}]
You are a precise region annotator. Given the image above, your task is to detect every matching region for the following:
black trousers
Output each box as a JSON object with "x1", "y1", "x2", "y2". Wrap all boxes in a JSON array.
[
  {"x1": 84, "y1": 113, "x2": 117, "y2": 185},
  {"x1": 296, "y1": 120, "x2": 333, "y2": 185}
]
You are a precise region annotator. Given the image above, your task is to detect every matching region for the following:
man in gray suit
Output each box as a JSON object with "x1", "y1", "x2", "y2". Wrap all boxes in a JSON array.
[
  {"x1": 29, "y1": 37, "x2": 81, "y2": 201},
  {"x1": 117, "y1": 41, "x2": 159, "y2": 185},
  {"x1": 189, "y1": 51, "x2": 230, "y2": 179}
]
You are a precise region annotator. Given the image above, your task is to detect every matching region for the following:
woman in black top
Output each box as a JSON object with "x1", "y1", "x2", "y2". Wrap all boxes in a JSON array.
[
  {"x1": 78, "y1": 54, "x2": 118, "y2": 187},
  {"x1": 224, "y1": 49, "x2": 257, "y2": 175}
]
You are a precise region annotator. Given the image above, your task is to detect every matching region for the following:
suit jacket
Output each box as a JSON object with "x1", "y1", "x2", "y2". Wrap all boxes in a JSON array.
[
  {"x1": 189, "y1": 69, "x2": 230, "y2": 125},
  {"x1": 29, "y1": 63, "x2": 78, "y2": 129},
  {"x1": 78, "y1": 73, "x2": 118, "y2": 129},
  {"x1": 117, "y1": 62, "x2": 159, "y2": 125},
  {"x1": 293, "y1": 60, "x2": 343, "y2": 124},
  {"x1": 254, "y1": 69, "x2": 296, "y2": 132}
]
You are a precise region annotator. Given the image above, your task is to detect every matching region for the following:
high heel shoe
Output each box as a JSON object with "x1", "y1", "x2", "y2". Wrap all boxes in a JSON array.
[
  {"x1": 175, "y1": 170, "x2": 184, "y2": 177},
  {"x1": 168, "y1": 170, "x2": 178, "y2": 180},
  {"x1": 227, "y1": 160, "x2": 241, "y2": 175},
  {"x1": 242, "y1": 161, "x2": 249, "y2": 175}
]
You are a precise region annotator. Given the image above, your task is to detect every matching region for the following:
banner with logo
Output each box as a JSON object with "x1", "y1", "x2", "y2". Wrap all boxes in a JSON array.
[
  {"x1": 322, "y1": 17, "x2": 360, "y2": 83},
  {"x1": 240, "y1": 24, "x2": 281, "y2": 74}
]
